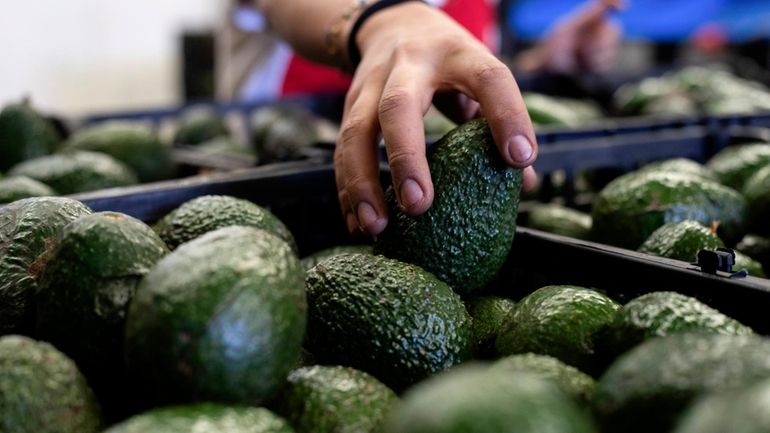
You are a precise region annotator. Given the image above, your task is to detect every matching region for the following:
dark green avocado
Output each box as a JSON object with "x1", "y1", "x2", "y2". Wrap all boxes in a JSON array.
[
  {"x1": 375, "y1": 119, "x2": 523, "y2": 295},
  {"x1": 0, "y1": 197, "x2": 91, "y2": 335},
  {"x1": 272, "y1": 365, "x2": 397, "y2": 433},
  {"x1": 737, "y1": 234, "x2": 770, "y2": 273},
  {"x1": 0, "y1": 100, "x2": 60, "y2": 171},
  {"x1": 674, "y1": 377, "x2": 770, "y2": 433},
  {"x1": 706, "y1": 143, "x2": 770, "y2": 190},
  {"x1": 490, "y1": 354, "x2": 596, "y2": 405},
  {"x1": 65, "y1": 122, "x2": 175, "y2": 182},
  {"x1": 525, "y1": 203, "x2": 592, "y2": 239},
  {"x1": 173, "y1": 109, "x2": 229, "y2": 146},
  {"x1": 594, "y1": 333, "x2": 770, "y2": 433},
  {"x1": 124, "y1": 226, "x2": 306, "y2": 406},
  {"x1": 103, "y1": 404, "x2": 294, "y2": 433},
  {"x1": 0, "y1": 335, "x2": 102, "y2": 433},
  {"x1": 591, "y1": 171, "x2": 747, "y2": 249},
  {"x1": 8, "y1": 150, "x2": 138, "y2": 194},
  {"x1": 637, "y1": 220, "x2": 723, "y2": 262},
  {"x1": 156, "y1": 195, "x2": 296, "y2": 251},
  {"x1": 381, "y1": 363, "x2": 596, "y2": 433},
  {"x1": 251, "y1": 106, "x2": 319, "y2": 163},
  {"x1": 300, "y1": 245, "x2": 372, "y2": 271},
  {"x1": 495, "y1": 285, "x2": 620, "y2": 372},
  {"x1": 467, "y1": 296, "x2": 516, "y2": 358},
  {"x1": 35, "y1": 212, "x2": 167, "y2": 413},
  {"x1": 0, "y1": 176, "x2": 57, "y2": 204},
  {"x1": 305, "y1": 253, "x2": 472, "y2": 391},
  {"x1": 743, "y1": 163, "x2": 770, "y2": 236}
]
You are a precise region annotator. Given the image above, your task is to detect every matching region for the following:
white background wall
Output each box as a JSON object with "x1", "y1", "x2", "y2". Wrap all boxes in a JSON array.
[{"x1": 0, "y1": 0, "x2": 229, "y2": 116}]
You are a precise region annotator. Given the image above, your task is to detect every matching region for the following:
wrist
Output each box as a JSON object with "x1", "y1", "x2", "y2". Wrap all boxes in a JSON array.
[{"x1": 354, "y1": 1, "x2": 433, "y2": 61}]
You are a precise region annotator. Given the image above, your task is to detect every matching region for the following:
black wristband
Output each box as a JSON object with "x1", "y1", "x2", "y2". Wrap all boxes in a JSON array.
[{"x1": 347, "y1": 0, "x2": 426, "y2": 70}]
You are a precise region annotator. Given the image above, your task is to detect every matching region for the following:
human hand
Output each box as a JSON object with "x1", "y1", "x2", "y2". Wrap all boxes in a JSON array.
[
  {"x1": 516, "y1": 0, "x2": 623, "y2": 74},
  {"x1": 335, "y1": 1, "x2": 538, "y2": 235}
]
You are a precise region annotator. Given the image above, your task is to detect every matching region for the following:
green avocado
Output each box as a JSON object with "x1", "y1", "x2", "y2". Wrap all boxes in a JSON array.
[
  {"x1": 523, "y1": 93, "x2": 602, "y2": 126},
  {"x1": 305, "y1": 253, "x2": 472, "y2": 391},
  {"x1": 591, "y1": 171, "x2": 747, "y2": 249},
  {"x1": 381, "y1": 363, "x2": 596, "y2": 433},
  {"x1": 490, "y1": 354, "x2": 596, "y2": 405},
  {"x1": 637, "y1": 158, "x2": 715, "y2": 180},
  {"x1": 35, "y1": 212, "x2": 167, "y2": 414},
  {"x1": 196, "y1": 136, "x2": 255, "y2": 158},
  {"x1": 173, "y1": 109, "x2": 229, "y2": 146},
  {"x1": 737, "y1": 234, "x2": 770, "y2": 270},
  {"x1": 8, "y1": 150, "x2": 138, "y2": 194},
  {"x1": 743, "y1": 163, "x2": 770, "y2": 236},
  {"x1": 251, "y1": 106, "x2": 319, "y2": 163},
  {"x1": 706, "y1": 143, "x2": 770, "y2": 190},
  {"x1": 495, "y1": 285, "x2": 620, "y2": 372},
  {"x1": 65, "y1": 122, "x2": 175, "y2": 182},
  {"x1": 0, "y1": 100, "x2": 60, "y2": 171},
  {"x1": 375, "y1": 119, "x2": 523, "y2": 295},
  {"x1": 734, "y1": 250, "x2": 766, "y2": 277},
  {"x1": 525, "y1": 203, "x2": 592, "y2": 239},
  {"x1": 156, "y1": 195, "x2": 296, "y2": 251},
  {"x1": 600, "y1": 291, "x2": 753, "y2": 358},
  {"x1": 272, "y1": 365, "x2": 397, "y2": 433},
  {"x1": 467, "y1": 296, "x2": 516, "y2": 358},
  {"x1": 0, "y1": 335, "x2": 102, "y2": 433},
  {"x1": 124, "y1": 226, "x2": 306, "y2": 406},
  {"x1": 594, "y1": 333, "x2": 770, "y2": 433},
  {"x1": 0, "y1": 197, "x2": 92, "y2": 335},
  {"x1": 638, "y1": 220, "x2": 723, "y2": 262},
  {"x1": 0, "y1": 176, "x2": 57, "y2": 204},
  {"x1": 300, "y1": 245, "x2": 372, "y2": 271},
  {"x1": 674, "y1": 377, "x2": 770, "y2": 433},
  {"x1": 104, "y1": 404, "x2": 294, "y2": 433}
]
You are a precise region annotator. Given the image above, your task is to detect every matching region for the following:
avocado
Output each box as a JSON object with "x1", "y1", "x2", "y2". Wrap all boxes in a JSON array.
[
  {"x1": 737, "y1": 234, "x2": 770, "y2": 274},
  {"x1": 600, "y1": 291, "x2": 752, "y2": 359},
  {"x1": 124, "y1": 226, "x2": 306, "y2": 406},
  {"x1": 375, "y1": 119, "x2": 523, "y2": 295},
  {"x1": 103, "y1": 404, "x2": 294, "y2": 433},
  {"x1": 0, "y1": 197, "x2": 91, "y2": 335},
  {"x1": 0, "y1": 335, "x2": 101, "y2": 433},
  {"x1": 594, "y1": 333, "x2": 770, "y2": 433},
  {"x1": 65, "y1": 122, "x2": 175, "y2": 182},
  {"x1": 156, "y1": 195, "x2": 296, "y2": 251},
  {"x1": 638, "y1": 220, "x2": 723, "y2": 262},
  {"x1": 490, "y1": 354, "x2": 596, "y2": 405},
  {"x1": 637, "y1": 158, "x2": 715, "y2": 180},
  {"x1": 734, "y1": 250, "x2": 766, "y2": 277},
  {"x1": 35, "y1": 212, "x2": 167, "y2": 415},
  {"x1": 523, "y1": 93, "x2": 602, "y2": 126},
  {"x1": 467, "y1": 296, "x2": 516, "y2": 358},
  {"x1": 305, "y1": 253, "x2": 472, "y2": 391},
  {"x1": 272, "y1": 365, "x2": 397, "y2": 433},
  {"x1": 674, "y1": 377, "x2": 770, "y2": 433},
  {"x1": 706, "y1": 143, "x2": 770, "y2": 190},
  {"x1": 496, "y1": 285, "x2": 619, "y2": 372},
  {"x1": 743, "y1": 163, "x2": 770, "y2": 236},
  {"x1": 196, "y1": 136, "x2": 256, "y2": 158},
  {"x1": 0, "y1": 100, "x2": 60, "y2": 171},
  {"x1": 381, "y1": 363, "x2": 596, "y2": 433},
  {"x1": 173, "y1": 109, "x2": 229, "y2": 145},
  {"x1": 613, "y1": 76, "x2": 681, "y2": 116},
  {"x1": 251, "y1": 106, "x2": 319, "y2": 163},
  {"x1": 8, "y1": 150, "x2": 138, "y2": 194},
  {"x1": 525, "y1": 203, "x2": 592, "y2": 239},
  {"x1": 0, "y1": 176, "x2": 57, "y2": 204},
  {"x1": 591, "y1": 171, "x2": 747, "y2": 249},
  {"x1": 300, "y1": 245, "x2": 372, "y2": 271},
  {"x1": 423, "y1": 107, "x2": 456, "y2": 136}
]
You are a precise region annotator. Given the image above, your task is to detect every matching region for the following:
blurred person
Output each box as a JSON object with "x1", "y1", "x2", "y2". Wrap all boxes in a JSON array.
[{"x1": 218, "y1": 0, "x2": 620, "y2": 234}]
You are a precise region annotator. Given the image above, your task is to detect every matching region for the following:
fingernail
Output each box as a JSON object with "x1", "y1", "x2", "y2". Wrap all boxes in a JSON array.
[
  {"x1": 507, "y1": 135, "x2": 533, "y2": 163},
  {"x1": 357, "y1": 201, "x2": 378, "y2": 230},
  {"x1": 345, "y1": 212, "x2": 358, "y2": 233},
  {"x1": 399, "y1": 179, "x2": 423, "y2": 209}
]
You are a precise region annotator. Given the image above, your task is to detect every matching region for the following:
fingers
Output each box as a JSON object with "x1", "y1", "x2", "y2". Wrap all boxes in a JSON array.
[
  {"x1": 522, "y1": 166, "x2": 538, "y2": 192},
  {"x1": 580, "y1": 20, "x2": 622, "y2": 73},
  {"x1": 569, "y1": 0, "x2": 621, "y2": 31}
]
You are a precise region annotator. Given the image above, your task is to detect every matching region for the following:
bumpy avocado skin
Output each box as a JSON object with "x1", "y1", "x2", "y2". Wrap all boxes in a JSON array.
[
  {"x1": 305, "y1": 253, "x2": 473, "y2": 391},
  {"x1": 490, "y1": 354, "x2": 596, "y2": 405},
  {"x1": 637, "y1": 158, "x2": 715, "y2": 180},
  {"x1": 381, "y1": 364, "x2": 596, "y2": 433},
  {"x1": 156, "y1": 195, "x2": 296, "y2": 251},
  {"x1": 273, "y1": 365, "x2": 397, "y2": 433},
  {"x1": 743, "y1": 163, "x2": 770, "y2": 236},
  {"x1": 104, "y1": 404, "x2": 294, "y2": 433},
  {"x1": 674, "y1": 377, "x2": 770, "y2": 433},
  {"x1": 467, "y1": 296, "x2": 516, "y2": 358},
  {"x1": 35, "y1": 212, "x2": 167, "y2": 408},
  {"x1": 124, "y1": 226, "x2": 306, "y2": 406},
  {"x1": 375, "y1": 119, "x2": 523, "y2": 295},
  {"x1": 300, "y1": 245, "x2": 372, "y2": 271},
  {"x1": 601, "y1": 291, "x2": 752, "y2": 358},
  {"x1": 0, "y1": 335, "x2": 102, "y2": 433},
  {"x1": 65, "y1": 122, "x2": 175, "y2": 182},
  {"x1": 0, "y1": 197, "x2": 92, "y2": 335},
  {"x1": 638, "y1": 220, "x2": 724, "y2": 262},
  {"x1": 8, "y1": 150, "x2": 138, "y2": 194},
  {"x1": 496, "y1": 285, "x2": 620, "y2": 372},
  {"x1": 526, "y1": 203, "x2": 592, "y2": 239},
  {"x1": 0, "y1": 102, "x2": 60, "y2": 171},
  {"x1": 594, "y1": 333, "x2": 770, "y2": 433},
  {"x1": 0, "y1": 176, "x2": 57, "y2": 204},
  {"x1": 591, "y1": 171, "x2": 746, "y2": 249},
  {"x1": 706, "y1": 143, "x2": 770, "y2": 190}
]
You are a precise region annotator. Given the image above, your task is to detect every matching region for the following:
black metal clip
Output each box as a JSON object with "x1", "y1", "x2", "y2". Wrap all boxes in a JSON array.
[{"x1": 695, "y1": 248, "x2": 748, "y2": 278}]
